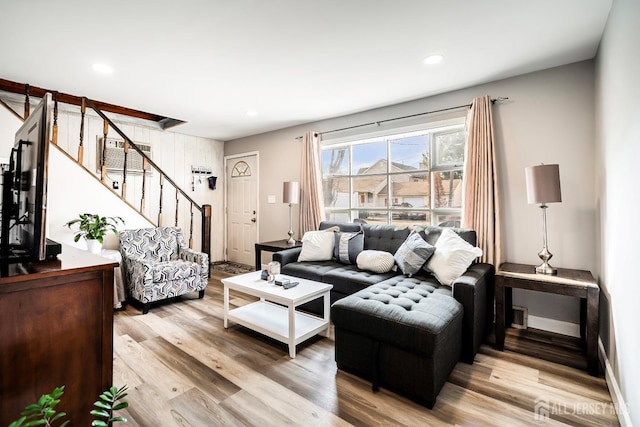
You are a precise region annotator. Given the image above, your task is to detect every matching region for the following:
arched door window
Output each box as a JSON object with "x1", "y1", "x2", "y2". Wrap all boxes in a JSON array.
[{"x1": 231, "y1": 161, "x2": 251, "y2": 177}]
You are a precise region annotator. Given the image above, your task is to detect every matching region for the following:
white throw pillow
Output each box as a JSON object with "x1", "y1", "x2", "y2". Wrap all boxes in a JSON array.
[
  {"x1": 356, "y1": 250, "x2": 395, "y2": 273},
  {"x1": 425, "y1": 228, "x2": 483, "y2": 286},
  {"x1": 297, "y1": 230, "x2": 335, "y2": 261}
]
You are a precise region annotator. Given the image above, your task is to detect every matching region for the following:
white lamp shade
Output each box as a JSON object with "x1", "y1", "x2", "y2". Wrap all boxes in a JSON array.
[
  {"x1": 525, "y1": 164, "x2": 562, "y2": 204},
  {"x1": 283, "y1": 181, "x2": 300, "y2": 204}
]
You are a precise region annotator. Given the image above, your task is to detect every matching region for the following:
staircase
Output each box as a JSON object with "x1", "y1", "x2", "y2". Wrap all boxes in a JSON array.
[{"x1": 0, "y1": 82, "x2": 212, "y2": 258}]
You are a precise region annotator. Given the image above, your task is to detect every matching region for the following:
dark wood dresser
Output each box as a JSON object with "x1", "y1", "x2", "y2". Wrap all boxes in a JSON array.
[{"x1": 0, "y1": 245, "x2": 116, "y2": 425}]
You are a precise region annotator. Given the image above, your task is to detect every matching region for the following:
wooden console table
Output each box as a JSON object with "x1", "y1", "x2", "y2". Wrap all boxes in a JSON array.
[
  {"x1": 255, "y1": 239, "x2": 302, "y2": 270},
  {"x1": 0, "y1": 245, "x2": 116, "y2": 425},
  {"x1": 495, "y1": 262, "x2": 600, "y2": 376}
]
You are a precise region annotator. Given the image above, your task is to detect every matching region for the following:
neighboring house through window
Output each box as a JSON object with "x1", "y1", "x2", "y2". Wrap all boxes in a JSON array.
[{"x1": 321, "y1": 119, "x2": 466, "y2": 227}]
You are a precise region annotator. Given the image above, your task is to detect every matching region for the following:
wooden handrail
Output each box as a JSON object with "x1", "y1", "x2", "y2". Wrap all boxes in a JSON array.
[
  {"x1": 0, "y1": 78, "x2": 175, "y2": 124},
  {"x1": 83, "y1": 98, "x2": 204, "y2": 213},
  {"x1": 0, "y1": 90, "x2": 211, "y2": 258},
  {"x1": 85, "y1": 98, "x2": 211, "y2": 258}
]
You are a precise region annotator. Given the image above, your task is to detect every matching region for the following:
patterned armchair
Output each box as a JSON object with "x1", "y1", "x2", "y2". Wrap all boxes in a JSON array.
[{"x1": 119, "y1": 227, "x2": 209, "y2": 314}]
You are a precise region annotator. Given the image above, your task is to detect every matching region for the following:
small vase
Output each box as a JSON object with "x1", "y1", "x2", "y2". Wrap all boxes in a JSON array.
[{"x1": 86, "y1": 239, "x2": 103, "y2": 254}]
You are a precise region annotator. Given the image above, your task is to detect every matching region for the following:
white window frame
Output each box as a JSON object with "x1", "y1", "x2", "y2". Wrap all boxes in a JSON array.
[{"x1": 320, "y1": 117, "x2": 466, "y2": 226}]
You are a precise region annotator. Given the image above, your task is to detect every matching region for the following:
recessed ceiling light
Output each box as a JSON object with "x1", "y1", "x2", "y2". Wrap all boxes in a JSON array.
[
  {"x1": 246, "y1": 110, "x2": 257, "y2": 116},
  {"x1": 92, "y1": 63, "x2": 113, "y2": 74},
  {"x1": 423, "y1": 54, "x2": 444, "y2": 65}
]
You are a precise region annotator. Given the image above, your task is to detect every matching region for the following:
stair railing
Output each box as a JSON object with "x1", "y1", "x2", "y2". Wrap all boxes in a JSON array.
[
  {"x1": 82, "y1": 97, "x2": 211, "y2": 257},
  {"x1": 0, "y1": 89, "x2": 211, "y2": 259}
]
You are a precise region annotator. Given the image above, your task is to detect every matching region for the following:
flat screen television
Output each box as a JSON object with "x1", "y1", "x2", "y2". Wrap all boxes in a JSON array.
[{"x1": 0, "y1": 92, "x2": 54, "y2": 262}]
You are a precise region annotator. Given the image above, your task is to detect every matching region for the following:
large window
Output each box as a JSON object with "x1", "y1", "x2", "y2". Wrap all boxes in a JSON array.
[{"x1": 321, "y1": 123, "x2": 465, "y2": 226}]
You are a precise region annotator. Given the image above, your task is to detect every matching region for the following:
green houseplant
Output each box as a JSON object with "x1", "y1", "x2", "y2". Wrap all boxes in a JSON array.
[
  {"x1": 64, "y1": 213, "x2": 125, "y2": 254},
  {"x1": 9, "y1": 384, "x2": 129, "y2": 427}
]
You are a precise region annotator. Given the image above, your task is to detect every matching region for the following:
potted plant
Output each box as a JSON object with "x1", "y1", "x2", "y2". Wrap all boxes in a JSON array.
[
  {"x1": 65, "y1": 213, "x2": 125, "y2": 254},
  {"x1": 9, "y1": 384, "x2": 129, "y2": 427}
]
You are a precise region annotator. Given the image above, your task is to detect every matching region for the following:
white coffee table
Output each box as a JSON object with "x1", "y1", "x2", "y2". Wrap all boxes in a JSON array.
[{"x1": 222, "y1": 271, "x2": 332, "y2": 358}]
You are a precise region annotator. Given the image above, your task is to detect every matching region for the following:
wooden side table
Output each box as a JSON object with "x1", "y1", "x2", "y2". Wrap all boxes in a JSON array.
[
  {"x1": 495, "y1": 262, "x2": 600, "y2": 375},
  {"x1": 254, "y1": 239, "x2": 302, "y2": 270}
]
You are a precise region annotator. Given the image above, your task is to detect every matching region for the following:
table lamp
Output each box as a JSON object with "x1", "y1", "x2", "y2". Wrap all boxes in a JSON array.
[
  {"x1": 525, "y1": 164, "x2": 562, "y2": 275},
  {"x1": 283, "y1": 181, "x2": 299, "y2": 245}
]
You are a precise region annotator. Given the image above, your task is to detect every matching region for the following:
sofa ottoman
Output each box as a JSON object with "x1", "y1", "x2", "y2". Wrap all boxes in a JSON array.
[{"x1": 331, "y1": 277, "x2": 463, "y2": 408}]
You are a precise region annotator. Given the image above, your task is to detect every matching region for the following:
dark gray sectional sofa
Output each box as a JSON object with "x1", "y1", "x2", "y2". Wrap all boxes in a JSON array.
[{"x1": 272, "y1": 221, "x2": 494, "y2": 408}]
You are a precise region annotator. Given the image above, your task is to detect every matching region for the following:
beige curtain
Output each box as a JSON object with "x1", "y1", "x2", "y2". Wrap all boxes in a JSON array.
[
  {"x1": 462, "y1": 96, "x2": 503, "y2": 266},
  {"x1": 299, "y1": 131, "x2": 325, "y2": 235}
]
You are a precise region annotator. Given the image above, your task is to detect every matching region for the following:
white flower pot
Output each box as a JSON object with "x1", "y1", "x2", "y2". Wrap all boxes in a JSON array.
[{"x1": 86, "y1": 239, "x2": 103, "y2": 254}]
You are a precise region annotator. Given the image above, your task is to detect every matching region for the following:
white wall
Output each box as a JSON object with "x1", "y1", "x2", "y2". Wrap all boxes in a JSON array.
[
  {"x1": 47, "y1": 146, "x2": 153, "y2": 249},
  {"x1": 225, "y1": 61, "x2": 596, "y2": 330},
  {"x1": 595, "y1": 0, "x2": 640, "y2": 424},
  {"x1": 0, "y1": 102, "x2": 21, "y2": 164},
  {"x1": 0, "y1": 99, "x2": 225, "y2": 261}
]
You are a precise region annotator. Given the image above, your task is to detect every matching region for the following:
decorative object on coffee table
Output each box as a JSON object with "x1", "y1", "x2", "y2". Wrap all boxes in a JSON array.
[
  {"x1": 283, "y1": 181, "x2": 299, "y2": 245},
  {"x1": 267, "y1": 260, "x2": 280, "y2": 282},
  {"x1": 525, "y1": 164, "x2": 562, "y2": 274}
]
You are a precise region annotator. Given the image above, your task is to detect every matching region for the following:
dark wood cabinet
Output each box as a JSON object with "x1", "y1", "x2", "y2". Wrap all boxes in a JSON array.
[{"x1": 0, "y1": 245, "x2": 116, "y2": 425}]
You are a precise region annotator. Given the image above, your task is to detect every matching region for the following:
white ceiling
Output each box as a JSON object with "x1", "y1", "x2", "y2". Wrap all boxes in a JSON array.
[{"x1": 0, "y1": 1, "x2": 611, "y2": 141}]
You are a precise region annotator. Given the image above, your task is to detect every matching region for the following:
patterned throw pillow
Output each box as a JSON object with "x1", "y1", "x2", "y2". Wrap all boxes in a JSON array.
[
  {"x1": 356, "y1": 250, "x2": 395, "y2": 273},
  {"x1": 394, "y1": 232, "x2": 435, "y2": 276},
  {"x1": 334, "y1": 230, "x2": 364, "y2": 264},
  {"x1": 424, "y1": 228, "x2": 483, "y2": 286}
]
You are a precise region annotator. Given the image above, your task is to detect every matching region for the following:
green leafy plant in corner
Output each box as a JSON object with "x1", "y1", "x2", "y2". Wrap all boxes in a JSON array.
[
  {"x1": 90, "y1": 385, "x2": 129, "y2": 427},
  {"x1": 64, "y1": 213, "x2": 125, "y2": 244},
  {"x1": 9, "y1": 385, "x2": 129, "y2": 427},
  {"x1": 9, "y1": 385, "x2": 69, "y2": 427}
]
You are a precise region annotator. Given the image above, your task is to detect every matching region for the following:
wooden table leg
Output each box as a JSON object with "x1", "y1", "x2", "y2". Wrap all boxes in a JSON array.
[
  {"x1": 254, "y1": 246, "x2": 262, "y2": 271},
  {"x1": 580, "y1": 297, "x2": 587, "y2": 347},
  {"x1": 586, "y1": 287, "x2": 600, "y2": 375},
  {"x1": 505, "y1": 286, "x2": 513, "y2": 328},
  {"x1": 495, "y1": 278, "x2": 505, "y2": 351}
]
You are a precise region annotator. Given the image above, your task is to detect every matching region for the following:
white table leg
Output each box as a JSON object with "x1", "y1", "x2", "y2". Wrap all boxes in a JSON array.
[
  {"x1": 288, "y1": 304, "x2": 296, "y2": 358},
  {"x1": 322, "y1": 291, "x2": 331, "y2": 337},
  {"x1": 223, "y1": 284, "x2": 229, "y2": 328}
]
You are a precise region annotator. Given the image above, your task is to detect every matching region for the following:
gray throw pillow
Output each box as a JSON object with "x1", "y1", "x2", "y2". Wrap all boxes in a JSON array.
[
  {"x1": 334, "y1": 230, "x2": 364, "y2": 264},
  {"x1": 394, "y1": 232, "x2": 435, "y2": 276}
]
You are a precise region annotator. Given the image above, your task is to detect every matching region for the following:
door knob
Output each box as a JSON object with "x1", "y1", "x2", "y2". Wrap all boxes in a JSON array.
[{"x1": 251, "y1": 218, "x2": 257, "y2": 223}]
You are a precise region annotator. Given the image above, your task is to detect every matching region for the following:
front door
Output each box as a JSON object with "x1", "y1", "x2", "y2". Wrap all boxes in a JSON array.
[{"x1": 225, "y1": 154, "x2": 258, "y2": 266}]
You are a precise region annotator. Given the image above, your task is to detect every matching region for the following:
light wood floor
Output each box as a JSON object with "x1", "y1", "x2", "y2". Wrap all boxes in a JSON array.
[{"x1": 113, "y1": 272, "x2": 620, "y2": 426}]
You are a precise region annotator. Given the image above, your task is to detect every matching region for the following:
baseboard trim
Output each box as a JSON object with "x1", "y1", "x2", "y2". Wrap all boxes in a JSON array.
[
  {"x1": 522, "y1": 317, "x2": 631, "y2": 425},
  {"x1": 598, "y1": 338, "x2": 632, "y2": 427},
  {"x1": 526, "y1": 315, "x2": 580, "y2": 338}
]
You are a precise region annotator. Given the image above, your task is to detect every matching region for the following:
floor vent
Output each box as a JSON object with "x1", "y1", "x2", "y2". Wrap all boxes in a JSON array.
[{"x1": 511, "y1": 306, "x2": 528, "y2": 329}]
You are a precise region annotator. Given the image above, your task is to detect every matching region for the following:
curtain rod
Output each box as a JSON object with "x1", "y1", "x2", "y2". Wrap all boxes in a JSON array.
[{"x1": 295, "y1": 96, "x2": 508, "y2": 140}]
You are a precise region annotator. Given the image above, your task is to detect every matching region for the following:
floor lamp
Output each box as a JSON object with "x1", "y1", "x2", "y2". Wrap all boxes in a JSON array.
[
  {"x1": 283, "y1": 181, "x2": 299, "y2": 245},
  {"x1": 525, "y1": 164, "x2": 562, "y2": 274}
]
